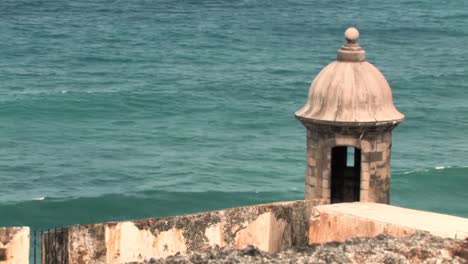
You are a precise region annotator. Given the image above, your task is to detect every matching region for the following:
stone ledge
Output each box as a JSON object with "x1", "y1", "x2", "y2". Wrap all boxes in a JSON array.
[{"x1": 310, "y1": 202, "x2": 468, "y2": 243}]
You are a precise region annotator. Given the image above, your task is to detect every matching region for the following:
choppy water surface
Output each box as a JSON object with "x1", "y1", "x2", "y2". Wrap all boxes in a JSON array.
[{"x1": 0, "y1": 0, "x2": 467, "y2": 229}]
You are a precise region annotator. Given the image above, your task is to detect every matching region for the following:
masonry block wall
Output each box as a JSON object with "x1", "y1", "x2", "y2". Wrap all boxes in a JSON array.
[
  {"x1": 304, "y1": 123, "x2": 397, "y2": 204},
  {"x1": 41, "y1": 200, "x2": 324, "y2": 264},
  {"x1": 39, "y1": 201, "x2": 468, "y2": 264}
]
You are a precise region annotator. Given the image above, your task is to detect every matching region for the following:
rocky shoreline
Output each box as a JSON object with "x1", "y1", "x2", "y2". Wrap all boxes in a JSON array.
[{"x1": 137, "y1": 232, "x2": 467, "y2": 264}]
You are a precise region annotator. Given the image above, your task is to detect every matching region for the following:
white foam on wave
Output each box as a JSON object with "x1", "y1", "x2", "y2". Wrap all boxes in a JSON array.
[
  {"x1": 402, "y1": 169, "x2": 428, "y2": 175},
  {"x1": 32, "y1": 197, "x2": 46, "y2": 201},
  {"x1": 435, "y1": 165, "x2": 452, "y2": 170},
  {"x1": 403, "y1": 165, "x2": 457, "y2": 174}
]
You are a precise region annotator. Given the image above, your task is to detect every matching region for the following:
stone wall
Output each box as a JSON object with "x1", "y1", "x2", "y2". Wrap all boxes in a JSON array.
[
  {"x1": 42, "y1": 200, "x2": 325, "y2": 264},
  {"x1": 309, "y1": 202, "x2": 468, "y2": 243},
  {"x1": 304, "y1": 123, "x2": 397, "y2": 203},
  {"x1": 0, "y1": 227, "x2": 29, "y2": 264},
  {"x1": 25, "y1": 201, "x2": 468, "y2": 263}
]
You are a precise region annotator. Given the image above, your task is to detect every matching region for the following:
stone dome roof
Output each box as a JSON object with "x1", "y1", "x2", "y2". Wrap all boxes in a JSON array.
[{"x1": 295, "y1": 27, "x2": 404, "y2": 126}]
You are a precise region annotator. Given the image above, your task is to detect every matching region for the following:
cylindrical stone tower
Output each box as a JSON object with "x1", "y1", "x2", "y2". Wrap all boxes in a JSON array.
[{"x1": 295, "y1": 27, "x2": 404, "y2": 204}]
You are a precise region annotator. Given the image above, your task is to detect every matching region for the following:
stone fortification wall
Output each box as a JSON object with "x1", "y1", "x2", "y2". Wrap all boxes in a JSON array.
[
  {"x1": 41, "y1": 201, "x2": 468, "y2": 264},
  {"x1": 42, "y1": 200, "x2": 325, "y2": 264},
  {"x1": 309, "y1": 202, "x2": 468, "y2": 243},
  {"x1": 0, "y1": 227, "x2": 29, "y2": 264}
]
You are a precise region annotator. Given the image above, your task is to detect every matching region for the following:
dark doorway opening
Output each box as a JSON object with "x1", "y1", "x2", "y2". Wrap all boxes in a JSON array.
[{"x1": 331, "y1": 146, "x2": 361, "y2": 203}]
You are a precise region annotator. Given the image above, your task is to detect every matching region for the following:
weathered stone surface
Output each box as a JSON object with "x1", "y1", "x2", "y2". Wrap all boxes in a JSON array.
[
  {"x1": 66, "y1": 224, "x2": 106, "y2": 264},
  {"x1": 0, "y1": 227, "x2": 29, "y2": 264},
  {"x1": 42, "y1": 200, "x2": 314, "y2": 264},
  {"x1": 41, "y1": 201, "x2": 468, "y2": 263},
  {"x1": 299, "y1": 122, "x2": 395, "y2": 204},
  {"x1": 310, "y1": 202, "x2": 468, "y2": 244},
  {"x1": 135, "y1": 232, "x2": 467, "y2": 264}
]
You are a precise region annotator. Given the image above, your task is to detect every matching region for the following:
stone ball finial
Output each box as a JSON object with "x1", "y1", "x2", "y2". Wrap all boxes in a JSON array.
[{"x1": 345, "y1": 27, "x2": 359, "y2": 43}]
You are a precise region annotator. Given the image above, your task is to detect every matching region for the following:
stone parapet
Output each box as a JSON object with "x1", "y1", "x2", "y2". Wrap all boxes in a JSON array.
[
  {"x1": 40, "y1": 201, "x2": 468, "y2": 263},
  {"x1": 310, "y1": 202, "x2": 468, "y2": 243},
  {"x1": 42, "y1": 200, "x2": 325, "y2": 264}
]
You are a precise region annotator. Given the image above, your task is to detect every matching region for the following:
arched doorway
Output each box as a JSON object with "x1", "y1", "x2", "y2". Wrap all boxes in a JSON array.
[{"x1": 331, "y1": 146, "x2": 361, "y2": 203}]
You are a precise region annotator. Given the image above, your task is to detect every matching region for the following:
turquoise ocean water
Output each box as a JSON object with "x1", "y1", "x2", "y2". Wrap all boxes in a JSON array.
[{"x1": 0, "y1": 0, "x2": 467, "y2": 231}]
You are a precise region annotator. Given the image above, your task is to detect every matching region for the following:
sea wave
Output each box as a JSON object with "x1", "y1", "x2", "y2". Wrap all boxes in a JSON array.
[
  {"x1": 399, "y1": 165, "x2": 465, "y2": 175},
  {"x1": 0, "y1": 190, "x2": 302, "y2": 228}
]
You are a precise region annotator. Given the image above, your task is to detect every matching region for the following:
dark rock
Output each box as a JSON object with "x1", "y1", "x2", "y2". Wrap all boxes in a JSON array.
[{"x1": 241, "y1": 245, "x2": 260, "y2": 256}]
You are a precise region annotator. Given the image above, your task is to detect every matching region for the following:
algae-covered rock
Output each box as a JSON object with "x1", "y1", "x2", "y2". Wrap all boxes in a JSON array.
[{"x1": 135, "y1": 232, "x2": 467, "y2": 264}]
